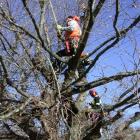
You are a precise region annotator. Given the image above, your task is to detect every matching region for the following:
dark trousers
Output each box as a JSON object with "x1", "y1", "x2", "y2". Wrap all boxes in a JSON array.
[{"x1": 56, "y1": 48, "x2": 74, "y2": 57}]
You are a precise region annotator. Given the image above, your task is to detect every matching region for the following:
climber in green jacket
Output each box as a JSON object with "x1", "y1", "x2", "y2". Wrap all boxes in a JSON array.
[{"x1": 88, "y1": 89, "x2": 103, "y2": 138}]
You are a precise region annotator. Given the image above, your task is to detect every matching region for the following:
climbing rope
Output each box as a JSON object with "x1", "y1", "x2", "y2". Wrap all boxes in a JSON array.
[{"x1": 48, "y1": 0, "x2": 62, "y2": 49}]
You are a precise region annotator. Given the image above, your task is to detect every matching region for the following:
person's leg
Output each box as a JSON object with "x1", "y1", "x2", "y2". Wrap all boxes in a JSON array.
[
  {"x1": 70, "y1": 37, "x2": 80, "y2": 56},
  {"x1": 65, "y1": 40, "x2": 71, "y2": 54},
  {"x1": 57, "y1": 49, "x2": 67, "y2": 57}
]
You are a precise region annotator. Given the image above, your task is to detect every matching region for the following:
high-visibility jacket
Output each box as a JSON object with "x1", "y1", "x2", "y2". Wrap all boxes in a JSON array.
[{"x1": 65, "y1": 19, "x2": 81, "y2": 39}]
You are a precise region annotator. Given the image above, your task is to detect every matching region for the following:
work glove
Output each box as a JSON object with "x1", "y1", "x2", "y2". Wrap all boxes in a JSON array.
[
  {"x1": 57, "y1": 24, "x2": 63, "y2": 31},
  {"x1": 56, "y1": 25, "x2": 62, "y2": 39}
]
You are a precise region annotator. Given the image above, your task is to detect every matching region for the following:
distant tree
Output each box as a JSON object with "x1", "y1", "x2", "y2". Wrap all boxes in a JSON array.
[{"x1": 0, "y1": 0, "x2": 140, "y2": 139}]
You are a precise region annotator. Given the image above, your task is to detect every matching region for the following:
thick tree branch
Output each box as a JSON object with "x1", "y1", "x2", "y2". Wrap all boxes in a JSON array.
[
  {"x1": 103, "y1": 102, "x2": 137, "y2": 127},
  {"x1": 108, "y1": 87, "x2": 140, "y2": 111},
  {"x1": 121, "y1": 102, "x2": 137, "y2": 112},
  {"x1": 113, "y1": 112, "x2": 140, "y2": 132},
  {"x1": 113, "y1": 0, "x2": 120, "y2": 38},
  {"x1": 63, "y1": 70, "x2": 140, "y2": 96},
  {"x1": 118, "y1": 82, "x2": 138, "y2": 100},
  {"x1": 103, "y1": 103, "x2": 137, "y2": 127},
  {"x1": 3, "y1": 120, "x2": 29, "y2": 138},
  {"x1": 108, "y1": 111, "x2": 123, "y2": 125},
  {"x1": 123, "y1": 112, "x2": 140, "y2": 130}
]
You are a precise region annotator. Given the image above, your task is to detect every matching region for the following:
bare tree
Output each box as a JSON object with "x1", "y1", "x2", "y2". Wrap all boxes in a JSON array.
[{"x1": 0, "y1": 0, "x2": 140, "y2": 139}]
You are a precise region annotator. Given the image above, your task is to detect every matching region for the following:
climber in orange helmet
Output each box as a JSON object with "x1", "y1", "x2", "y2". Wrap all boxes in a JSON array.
[{"x1": 56, "y1": 16, "x2": 82, "y2": 57}]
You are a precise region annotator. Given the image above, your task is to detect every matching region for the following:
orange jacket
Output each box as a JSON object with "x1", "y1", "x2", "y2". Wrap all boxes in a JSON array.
[{"x1": 65, "y1": 19, "x2": 81, "y2": 39}]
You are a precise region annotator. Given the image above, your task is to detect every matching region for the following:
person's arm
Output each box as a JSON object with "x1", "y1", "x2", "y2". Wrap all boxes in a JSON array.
[{"x1": 58, "y1": 20, "x2": 75, "y2": 31}]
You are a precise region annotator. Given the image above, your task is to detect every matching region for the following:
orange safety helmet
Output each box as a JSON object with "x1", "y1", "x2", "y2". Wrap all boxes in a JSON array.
[
  {"x1": 89, "y1": 89, "x2": 98, "y2": 97},
  {"x1": 73, "y1": 16, "x2": 80, "y2": 22},
  {"x1": 66, "y1": 16, "x2": 80, "y2": 23},
  {"x1": 66, "y1": 16, "x2": 73, "y2": 23}
]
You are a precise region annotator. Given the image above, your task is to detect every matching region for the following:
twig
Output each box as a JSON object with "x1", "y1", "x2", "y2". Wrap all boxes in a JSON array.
[
  {"x1": 113, "y1": 0, "x2": 120, "y2": 38},
  {"x1": 21, "y1": 0, "x2": 66, "y2": 63},
  {"x1": 0, "y1": 56, "x2": 30, "y2": 98},
  {"x1": 0, "y1": 97, "x2": 32, "y2": 120},
  {"x1": 118, "y1": 82, "x2": 138, "y2": 100}
]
